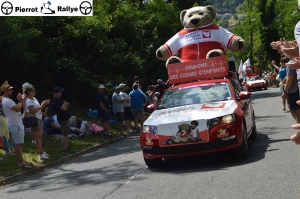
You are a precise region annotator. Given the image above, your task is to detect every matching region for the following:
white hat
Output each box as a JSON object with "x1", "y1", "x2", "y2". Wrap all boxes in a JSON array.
[
  {"x1": 98, "y1": 84, "x2": 105, "y2": 89},
  {"x1": 155, "y1": 92, "x2": 160, "y2": 96},
  {"x1": 119, "y1": 83, "x2": 126, "y2": 89}
]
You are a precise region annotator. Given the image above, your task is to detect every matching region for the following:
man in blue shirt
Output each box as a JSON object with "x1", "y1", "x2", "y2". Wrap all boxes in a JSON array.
[
  {"x1": 129, "y1": 83, "x2": 147, "y2": 129},
  {"x1": 273, "y1": 58, "x2": 288, "y2": 111}
]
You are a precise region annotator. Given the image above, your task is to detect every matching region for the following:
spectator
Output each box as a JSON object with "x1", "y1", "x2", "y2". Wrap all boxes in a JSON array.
[
  {"x1": 281, "y1": 61, "x2": 300, "y2": 123},
  {"x1": 119, "y1": 83, "x2": 133, "y2": 133},
  {"x1": 96, "y1": 84, "x2": 111, "y2": 136},
  {"x1": 69, "y1": 116, "x2": 88, "y2": 137},
  {"x1": 134, "y1": 76, "x2": 142, "y2": 90},
  {"x1": 22, "y1": 82, "x2": 35, "y2": 145},
  {"x1": 51, "y1": 86, "x2": 71, "y2": 152},
  {"x1": 276, "y1": 56, "x2": 289, "y2": 111},
  {"x1": 43, "y1": 107, "x2": 62, "y2": 135},
  {"x1": 154, "y1": 79, "x2": 168, "y2": 100},
  {"x1": 154, "y1": 92, "x2": 160, "y2": 104},
  {"x1": 112, "y1": 86, "x2": 126, "y2": 136},
  {"x1": 0, "y1": 96, "x2": 15, "y2": 156},
  {"x1": 0, "y1": 81, "x2": 31, "y2": 168},
  {"x1": 146, "y1": 85, "x2": 155, "y2": 105},
  {"x1": 129, "y1": 83, "x2": 147, "y2": 129},
  {"x1": 24, "y1": 83, "x2": 50, "y2": 160}
]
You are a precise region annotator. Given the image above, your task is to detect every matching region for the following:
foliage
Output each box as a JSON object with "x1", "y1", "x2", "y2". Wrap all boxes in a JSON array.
[{"x1": 0, "y1": 0, "x2": 300, "y2": 108}]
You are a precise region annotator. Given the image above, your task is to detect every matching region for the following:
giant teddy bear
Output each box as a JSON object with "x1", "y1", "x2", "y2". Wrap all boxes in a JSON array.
[{"x1": 156, "y1": 5, "x2": 245, "y2": 66}]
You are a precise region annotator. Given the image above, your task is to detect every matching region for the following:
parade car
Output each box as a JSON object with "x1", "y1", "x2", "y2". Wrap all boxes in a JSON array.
[
  {"x1": 140, "y1": 78, "x2": 257, "y2": 167},
  {"x1": 244, "y1": 76, "x2": 267, "y2": 91}
]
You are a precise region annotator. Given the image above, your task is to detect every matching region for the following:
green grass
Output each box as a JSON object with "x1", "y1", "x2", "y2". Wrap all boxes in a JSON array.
[{"x1": 0, "y1": 107, "x2": 124, "y2": 180}]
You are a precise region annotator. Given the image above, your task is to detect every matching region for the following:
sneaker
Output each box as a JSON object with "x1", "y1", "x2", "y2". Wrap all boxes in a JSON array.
[
  {"x1": 31, "y1": 140, "x2": 36, "y2": 145},
  {"x1": 39, "y1": 152, "x2": 49, "y2": 160},
  {"x1": 126, "y1": 129, "x2": 133, "y2": 133},
  {"x1": 44, "y1": 152, "x2": 50, "y2": 157},
  {"x1": 0, "y1": 157, "x2": 3, "y2": 161},
  {"x1": 282, "y1": 108, "x2": 286, "y2": 111},
  {"x1": 78, "y1": 131, "x2": 87, "y2": 138}
]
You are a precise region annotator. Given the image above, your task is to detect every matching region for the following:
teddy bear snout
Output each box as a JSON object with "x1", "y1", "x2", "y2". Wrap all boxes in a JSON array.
[{"x1": 190, "y1": 18, "x2": 200, "y2": 26}]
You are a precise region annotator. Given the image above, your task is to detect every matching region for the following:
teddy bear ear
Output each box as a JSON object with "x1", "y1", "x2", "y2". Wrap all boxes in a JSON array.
[
  {"x1": 180, "y1": 10, "x2": 187, "y2": 26},
  {"x1": 206, "y1": 5, "x2": 216, "y2": 20}
]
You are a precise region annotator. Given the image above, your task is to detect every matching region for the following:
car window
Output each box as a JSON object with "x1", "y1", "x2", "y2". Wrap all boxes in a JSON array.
[{"x1": 157, "y1": 82, "x2": 232, "y2": 110}]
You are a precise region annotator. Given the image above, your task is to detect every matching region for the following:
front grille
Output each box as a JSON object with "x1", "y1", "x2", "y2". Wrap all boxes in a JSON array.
[{"x1": 143, "y1": 138, "x2": 237, "y2": 155}]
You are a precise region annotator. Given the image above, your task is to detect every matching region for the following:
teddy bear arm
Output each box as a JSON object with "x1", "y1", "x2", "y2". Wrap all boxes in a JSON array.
[
  {"x1": 156, "y1": 46, "x2": 171, "y2": 61},
  {"x1": 229, "y1": 37, "x2": 245, "y2": 52}
]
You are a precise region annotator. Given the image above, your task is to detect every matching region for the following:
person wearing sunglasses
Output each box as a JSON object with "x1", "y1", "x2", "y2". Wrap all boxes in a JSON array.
[{"x1": 23, "y1": 83, "x2": 50, "y2": 160}]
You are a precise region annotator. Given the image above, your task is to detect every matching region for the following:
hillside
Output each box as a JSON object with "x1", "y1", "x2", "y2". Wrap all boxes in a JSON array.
[{"x1": 208, "y1": 0, "x2": 244, "y2": 14}]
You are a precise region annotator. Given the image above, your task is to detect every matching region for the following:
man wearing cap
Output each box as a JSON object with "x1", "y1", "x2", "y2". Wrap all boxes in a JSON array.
[
  {"x1": 51, "y1": 86, "x2": 71, "y2": 152},
  {"x1": 129, "y1": 83, "x2": 147, "y2": 129},
  {"x1": 112, "y1": 86, "x2": 126, "y2": 135},
  {"x1": 96, "y1": 84, "x2": 111, "y2": 136},
  {"x1": 0, "y1": 81, "x2": 30, "y2": 167},
  {"x1": 154, "y1": 79, "x2": 168, "y2": 100},
  {"x1": 119, "y1": 83, "x2": 133, "y2": 133}
]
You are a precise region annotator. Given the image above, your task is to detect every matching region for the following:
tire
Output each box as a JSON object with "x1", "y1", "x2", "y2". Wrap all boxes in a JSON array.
[
  {"x1": 250, "y1": 112, "x2": 257, "y2": 139},
  {"x1": 144, "y1": 157, "x2": 162, "y2": 167},
  {"x1": 264, "y1": 87, "x2": 268, "y2": 90},
  {"x1": 235, "y1": 119, "x2": 249, "y2": 158}
]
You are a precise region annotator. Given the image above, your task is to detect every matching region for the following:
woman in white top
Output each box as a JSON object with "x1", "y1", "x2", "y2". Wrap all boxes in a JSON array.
[{"x1": 24, "y1": 83, "x2": 50, "y2": 160}]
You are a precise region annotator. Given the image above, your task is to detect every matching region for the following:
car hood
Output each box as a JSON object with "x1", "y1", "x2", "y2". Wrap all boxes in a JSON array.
[{"x1": 144, "y1": 100, "x2": 238, "y2": 126}]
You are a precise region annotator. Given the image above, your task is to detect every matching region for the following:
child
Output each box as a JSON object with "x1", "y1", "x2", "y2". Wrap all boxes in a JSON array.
[{"x1": 161, "y1": 131, "x2": 183, "y2": 145}]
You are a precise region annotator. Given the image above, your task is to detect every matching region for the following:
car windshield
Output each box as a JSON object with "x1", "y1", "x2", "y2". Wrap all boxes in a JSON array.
[
  {"x1": 157, "y1": 82, "x2": 232, "y2": 110},
  {"x1": 248, "y1": 76, "x2": 262, "y2": 81}
]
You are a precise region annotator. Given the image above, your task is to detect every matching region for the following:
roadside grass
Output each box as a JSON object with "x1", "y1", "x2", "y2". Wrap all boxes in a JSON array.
[{"x1": 0, "y1": 107, "x2": 124, "y2": 180}]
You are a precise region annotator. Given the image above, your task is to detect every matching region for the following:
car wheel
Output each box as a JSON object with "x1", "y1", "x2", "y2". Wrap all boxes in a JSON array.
[
  {"x1": 264, "y1": 87, "x2": 267, "y2": 90},
  {"x1": 235, "y1": 119, "x2": 249, "y2": 158},
  {"x1": 144, "y1": 157, "x2": 162, "y2": 167},
  {"x1": 250, "y1": 112, "x2": 257, "y2": 139}
]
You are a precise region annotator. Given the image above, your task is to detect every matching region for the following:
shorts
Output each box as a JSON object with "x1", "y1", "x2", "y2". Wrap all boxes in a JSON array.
[
  {"x1": 59, "y1": 119, "x2": 71, "y2": 136},
  {"x1": 124, "y1": 106, "x2": 133, "y2": 120},
  {"x1": 31, "y1": 119, "x2": 43, "y2": 132},
  {"x1": 287, "y1": 91, "x2": 300, "y2": 111},
  {"x1": 8, "y1": 124, "x2": 25, "y2": 144},
  {"x1": 133, "y1": 108, "x2": 145, "y2": 122},
  {"x1": 279, "y1": 85, "x2": 285, "y2": 93},
  {"x1": 115, "y1": 112, "x2": 124, "y2": 123},
  {"x1": 100, "y1": 110, "x2": 111, "y2": 122}
]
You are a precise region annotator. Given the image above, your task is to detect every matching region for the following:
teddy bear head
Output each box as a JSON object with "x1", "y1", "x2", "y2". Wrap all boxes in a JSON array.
[{"x1": 180, "y1": 6, "x2": 216, "y2": 29}]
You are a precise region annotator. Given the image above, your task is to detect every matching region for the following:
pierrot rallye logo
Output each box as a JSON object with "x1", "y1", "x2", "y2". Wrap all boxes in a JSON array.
[{"x1": 0, "y1": 0, "x2": 93, "y2": 16}]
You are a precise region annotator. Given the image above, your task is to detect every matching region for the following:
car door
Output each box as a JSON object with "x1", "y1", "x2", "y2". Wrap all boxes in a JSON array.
[{"x1": 230, "y1": 79, "x2": 253, "y2": 134}]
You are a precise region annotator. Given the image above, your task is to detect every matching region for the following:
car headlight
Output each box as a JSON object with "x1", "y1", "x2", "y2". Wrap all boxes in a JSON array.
[
  {"x1": 207, "y1": 118, "x2": 219, "y2": 130},
  {"x1": 142, "y1": 125, "x2": 158, "y2": 135},
  {"x1": 221, "y1": 114, "x2": 236, "y2": 124},
  {"x1": 248, "y1": 83, "x2": 252, "y2": 86}
]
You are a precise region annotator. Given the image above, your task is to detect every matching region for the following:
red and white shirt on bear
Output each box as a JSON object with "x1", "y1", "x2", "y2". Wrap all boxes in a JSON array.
[{"x1": 164, "y1": 23, "x2": 237, "y2": 61}]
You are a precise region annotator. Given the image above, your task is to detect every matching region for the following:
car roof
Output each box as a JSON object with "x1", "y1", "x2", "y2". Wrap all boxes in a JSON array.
[{"x1": 170, "y1": 78, "x2": 231, "y2": 90}]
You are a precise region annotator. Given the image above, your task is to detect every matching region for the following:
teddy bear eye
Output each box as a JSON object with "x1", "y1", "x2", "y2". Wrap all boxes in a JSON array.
[
  {"x1": 188, "y1": 14, "x2": 192, "y2": 17},
  {"x1": 198, "y1": 12, "x2": 203, "y2": 15}
]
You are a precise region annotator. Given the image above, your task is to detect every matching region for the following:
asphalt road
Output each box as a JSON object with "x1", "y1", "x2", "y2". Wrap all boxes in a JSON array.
[{"x1": 1, "y1": 87, "x2": 300, "y2": 199}]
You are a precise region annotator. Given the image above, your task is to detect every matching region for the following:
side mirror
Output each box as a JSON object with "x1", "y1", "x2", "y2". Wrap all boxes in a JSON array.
[
  {"x1": 146, "y1": 104, "x2": 155, "y2": 113},
  {"x1": 239, "y1": 91, "x2": 251, "y2": 100}
]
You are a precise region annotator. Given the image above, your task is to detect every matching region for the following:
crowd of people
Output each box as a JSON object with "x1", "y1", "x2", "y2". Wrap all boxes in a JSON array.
[
  {"x1": 0, "y1": 77, "x2": 169, "y2": 167},
  {"x1": 96, "y1": 76, "x2": 168, "y2": 137},
  {"x1": 270, "y1": 0, "x2": 300, "y2": 145}
]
